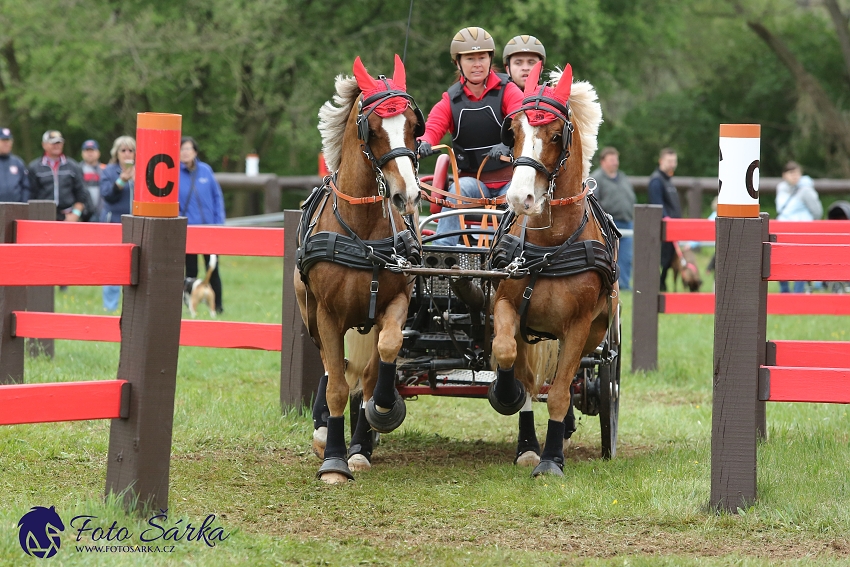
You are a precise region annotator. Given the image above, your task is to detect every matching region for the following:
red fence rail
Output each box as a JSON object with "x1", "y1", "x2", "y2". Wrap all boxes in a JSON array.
[
  {"x1": 0, "y1": 244, "x2": 137, "y2": 285},
  {"x1": 11, "y1": 312, "x2": 282, "y2": 351},
  {"x1": 0, "y1": 380, "x2": 130, "y2": 425},
  {"x1": 15, "y1": 220, "x2": 284, "y2": 257},
  {"x1": 659, "y1": 292, "x2": 850, "y2": 315}
]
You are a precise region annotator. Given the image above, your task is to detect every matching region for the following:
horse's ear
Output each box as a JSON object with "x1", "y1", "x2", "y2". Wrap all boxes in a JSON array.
[
  {"x1": 353, "y1": 56, "x2": 378, "y2": 93},
  {"x1": 392, "y1": 54, "x2": 406, "y2": 92},
  {"x1": 553, "y1": 63, "x2": 572, "y2": 101},
  {"x1": 524, "y1": 61, "x2": 543, "y2": 96}
]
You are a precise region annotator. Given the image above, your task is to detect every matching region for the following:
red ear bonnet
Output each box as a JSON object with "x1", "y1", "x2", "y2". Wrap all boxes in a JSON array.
[
  {"x1": 523, "y1": 61, "x2": 543, "y2": 97},
  {"x1": 524, "y1": 62, "x2": 573, "y2": 127},
  {"x1": 352, "y1": 55, "x2": 409, "y2": 118}
]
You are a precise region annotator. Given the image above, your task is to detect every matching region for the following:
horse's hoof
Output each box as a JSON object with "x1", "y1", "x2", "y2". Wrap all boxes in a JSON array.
[
  {"x1": 319, "y1": 472, "x2": 349, "y2": 485},
  {"x1": 365, "y1": 392, "x2": 406, "y2": 433},
  {"x1": 487, "y1": 380, "x2": 525, "y2": 416},
  {"x1": 312, "y1": 426, "x2": 327, "y2": 459},
  {"x1": 348, "y1": 454, "x2": 372, "y2": 471},
  {"x1": 532, "y1": 459, "x2": 565, "y2": 478},
  {"x1": 317, "y1": 457, "x2": 354, "y2": 483},
  {"x1": 515, "y1": 450, "x2": 541, "y2": 467}
]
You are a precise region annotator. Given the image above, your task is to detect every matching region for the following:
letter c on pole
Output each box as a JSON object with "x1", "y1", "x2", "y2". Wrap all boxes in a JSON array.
[{"x1": 146, "y1": 154, "x2": 175, "y2": 197}]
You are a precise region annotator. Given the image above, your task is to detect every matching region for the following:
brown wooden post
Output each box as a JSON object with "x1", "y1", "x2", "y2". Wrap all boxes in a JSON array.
[
  {"x1": 0, "y1": 203, "x2": 28, "y2": 384},
  {"x1": 710, "y1": 215, "x2": 765, "y2": 512},
  {"x1": 280, "y1": 209, "x2": 323, "y2": 412},
  {"x1": 106, "y1": 215, "x2": 186, "y2": 512},
  {"x1": 26, "y1": 200, "x2": 56, "y2": 358},
  {"x1": 688, "y1": 180, "x2": 704, "y2": 218},
  {"x1": 632, "y1": 204, "x2": 663, "y2": 372},
  {"x1": 755, "y1": 212, "x2": 769, "y2": 439}
]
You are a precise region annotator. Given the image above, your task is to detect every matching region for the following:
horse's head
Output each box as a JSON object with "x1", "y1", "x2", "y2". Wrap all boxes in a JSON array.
[
  {"x1": 351, "y1": 55, "x2": 424, "y2": 215},
  {"x1": 503, "y1": 62, "x2": 581, "y2": 216}
]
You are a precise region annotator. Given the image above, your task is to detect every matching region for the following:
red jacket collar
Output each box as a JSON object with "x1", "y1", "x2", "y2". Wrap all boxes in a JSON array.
[{"x1": 460, "y1": 70, "x2": 502, "y2": 102}]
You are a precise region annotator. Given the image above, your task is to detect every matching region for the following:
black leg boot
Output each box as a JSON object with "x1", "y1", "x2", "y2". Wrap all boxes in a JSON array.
[
  {"x1": 311, "y1": 373, "x2": 329, "y2": 458},
  {"x1": 488, "y1": 366, "x2": 525, "y2": 415},
  {"x1": 317, "y1": 416, "x2": 353, "y2": 481},
  {"x1": 563, "y1": 396, "x2": 576, "y2": 441},
  {"x1": 348, "y1": 405, "x2": 374, "y2": 470},
  {"x1": 515, "y1": 410, "x2": 541, "y2": 464},
  {"x1": 312, "y1": 373, "x2": 329, "y2": 430},
  {"x1": 365, "y1": 361, "x2": 406, "y2": 433},
  {"x1": 532, "y1": 419, "x2": 566, "y2": 477}
]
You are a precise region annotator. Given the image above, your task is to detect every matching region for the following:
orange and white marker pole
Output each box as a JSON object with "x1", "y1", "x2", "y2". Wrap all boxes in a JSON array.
[
  {"x1": 133, "y1": 113, "x2": 182, "y2": 217},
  {"x1": 717, "y1": 124, "x2": 760, "y2": 218}
]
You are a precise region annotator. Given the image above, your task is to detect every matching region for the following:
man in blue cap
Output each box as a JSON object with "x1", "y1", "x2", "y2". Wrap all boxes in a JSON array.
[{"x1": 0, "y1": 127, "x2": 30, "y2": 203}]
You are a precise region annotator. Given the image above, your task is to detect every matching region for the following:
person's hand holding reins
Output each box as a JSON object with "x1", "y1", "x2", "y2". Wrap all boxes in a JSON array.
[{"x1": 417, "y1": 140, "x2": 434, "y2": 158}]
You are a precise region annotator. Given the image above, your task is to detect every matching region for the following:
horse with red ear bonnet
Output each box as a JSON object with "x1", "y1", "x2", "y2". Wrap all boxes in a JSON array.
[
  {"x1": 488, "y1": 61, "x2": 620, "y2": 476},
  {"x1": 295, "y1": 55, "x2": 424, "y2": 483}
]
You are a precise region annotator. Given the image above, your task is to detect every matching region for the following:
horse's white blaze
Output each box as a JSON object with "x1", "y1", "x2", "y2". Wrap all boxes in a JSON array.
[
  {"x1": 383, "y1": 114, "x2": 418, "y2": 208},
  {"x1": 506, "y1": 115, "x2": 545, "y2": 215}
]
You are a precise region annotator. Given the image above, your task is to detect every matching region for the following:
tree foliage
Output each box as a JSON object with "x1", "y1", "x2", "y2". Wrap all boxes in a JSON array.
[{"x1": 1, "y1": 0, "x2": 849, "y2": 178}]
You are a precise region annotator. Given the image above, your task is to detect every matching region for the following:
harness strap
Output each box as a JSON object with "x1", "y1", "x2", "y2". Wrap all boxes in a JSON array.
[
  {"x1": 333, "y1": 180, "x2": 384, "y2": 205},
  {"x1": 549, "y1": 183, "x2": 589, "y2": 207}
]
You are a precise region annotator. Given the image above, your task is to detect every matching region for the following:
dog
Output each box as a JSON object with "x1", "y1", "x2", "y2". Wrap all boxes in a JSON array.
[
  {"x1": 183, "y1": 255, "x2": 217, "y2": 317},
  {"x1": 671, "y1": 243, "x2": 702, "y2": 292}
]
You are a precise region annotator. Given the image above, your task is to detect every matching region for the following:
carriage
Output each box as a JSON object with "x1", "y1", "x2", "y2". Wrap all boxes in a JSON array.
[{"x1": 378, "y1": 152, "x2": 623, "y2": 460}]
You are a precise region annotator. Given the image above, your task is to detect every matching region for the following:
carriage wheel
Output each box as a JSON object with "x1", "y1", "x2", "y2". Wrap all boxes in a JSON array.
[{"x1": 599, "y1": 329, "x2": 621, "y2": 460}]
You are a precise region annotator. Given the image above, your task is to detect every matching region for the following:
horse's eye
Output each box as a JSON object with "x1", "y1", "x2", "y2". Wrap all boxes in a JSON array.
[{"x1": 552, "y1": 133, "x2": 562, "y2": 144}]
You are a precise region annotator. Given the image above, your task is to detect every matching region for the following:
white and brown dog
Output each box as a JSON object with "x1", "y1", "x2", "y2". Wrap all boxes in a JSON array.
[{"x1": 183, "y1": 255, "x2": 217, "y2": 317}]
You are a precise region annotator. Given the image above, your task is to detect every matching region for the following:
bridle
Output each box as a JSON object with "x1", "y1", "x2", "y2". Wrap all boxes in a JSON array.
[
  {"x1": 501, "y1": 86, "x2": 577, "y2": 205},
  {"x1": 355, "y1": 80, "x2": 425, "y2": 201}
]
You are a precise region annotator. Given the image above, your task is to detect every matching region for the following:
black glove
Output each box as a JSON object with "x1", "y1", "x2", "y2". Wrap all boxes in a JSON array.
[
  {"x1": 417, "y1": 140, "x2": 434, "y2": 158},
  {"x1": 487, "y1": 143, "x2": 511, "y2": 160}
]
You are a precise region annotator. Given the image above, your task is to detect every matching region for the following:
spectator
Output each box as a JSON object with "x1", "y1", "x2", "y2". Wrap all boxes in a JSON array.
[
  {"x1": 648, "y1": 148, "x2": 681, "y2": 291},
  {"x1": 0, "y1": 127, "x2": 29, "y2": 203},
  {"x1": 503, "y1": 35, "x2": 546, "y2": 91},
  {"x1": 418, "y1": 26, "x2": 524, "y2": 246},
  {"x1": 28, "y1": 130, "x2": 90, "y2": 221},
  {"x1": 776, "y1": 161, "x2": 822, "y2": 293},
  {"x1": 99, "y1": 136, "x2": 136, "y2": 311},
  {"x1": 80, "y1": 139, "x2": 106, "y2": 222},
  {"x1": 591, "y1": 147, "x2": 636, "y2": 290},
  {"x1": 179, "y1": 136, "x2": 225, "y2": 314}
]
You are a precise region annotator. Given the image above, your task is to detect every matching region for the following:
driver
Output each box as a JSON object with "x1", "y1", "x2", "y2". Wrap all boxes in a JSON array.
[{"x1": 418, "y1": 26, "x2": 524, "y2": 246}]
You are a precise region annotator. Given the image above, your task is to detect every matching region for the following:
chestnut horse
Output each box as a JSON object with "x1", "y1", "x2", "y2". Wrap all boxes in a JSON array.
[
  {"x1": 296, "y1": 55, "x2": 424, "y2": 484},
  {"x1": 488, "y1": 62, "x2": 619, "y2": 477}
]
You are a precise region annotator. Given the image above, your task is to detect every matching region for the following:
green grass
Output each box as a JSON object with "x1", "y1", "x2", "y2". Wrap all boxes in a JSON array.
[{"x1": 1, "y1": 254, "x2": 849, "y2": 566}]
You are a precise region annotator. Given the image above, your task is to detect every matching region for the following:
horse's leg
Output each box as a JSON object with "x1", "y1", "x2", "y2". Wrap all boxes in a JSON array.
[
  {"x1": 489, "y1": 297, "x2": 527, "y2": 416},
  {"x1": 363, "y1": 292, "x2": 409, "y2": 433},
  {"x1": 348, "y1": 331, "x2": 379, "y2": 472},
  {"x1": 532, "y1": 322, "x2": 590, "y2": 478},
  {"x1": 314, "y1": 306, "x2": 353, "y2": 484},
  {"x1": 515, "y1": 394, "x2": 541, "y2": 466}
]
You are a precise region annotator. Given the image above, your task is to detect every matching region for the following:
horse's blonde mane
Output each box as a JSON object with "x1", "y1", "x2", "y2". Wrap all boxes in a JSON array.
[
  {"x1": 549, "y1": 69, "x2": 602, "y2": 180},
  {"x1": 318, "y1": 75, "x2": 361, "y2": 172}
]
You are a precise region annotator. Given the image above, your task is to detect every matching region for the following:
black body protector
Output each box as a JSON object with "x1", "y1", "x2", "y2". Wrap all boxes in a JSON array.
[
  {"x1": 449, "y1": 73, "x2": 513, "y2": 175},
  {"x1": 488, "y1": 84, "x2": 620, "y2": 344}
]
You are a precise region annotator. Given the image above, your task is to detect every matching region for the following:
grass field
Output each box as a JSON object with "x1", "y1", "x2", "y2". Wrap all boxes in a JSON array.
[{"x1": 1, "y1": 251, "x2": 849, "y2": 566}]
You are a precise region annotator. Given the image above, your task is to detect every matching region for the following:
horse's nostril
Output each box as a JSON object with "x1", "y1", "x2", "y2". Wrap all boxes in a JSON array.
[{"x1": 392, "y1": 194, "x2": 406, "y2": 211}]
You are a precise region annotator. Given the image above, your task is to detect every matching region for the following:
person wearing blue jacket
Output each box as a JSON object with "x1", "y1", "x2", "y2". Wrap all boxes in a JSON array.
[
  {"x1": 99, "y1": 135, "x2": 137, "y2": 311},
  {"x1": 0, "y1": 127, "x2": 30, "y2": 203},
  {"x1": 179, "y1": 136, "x2": 225, "y2": 313}
]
